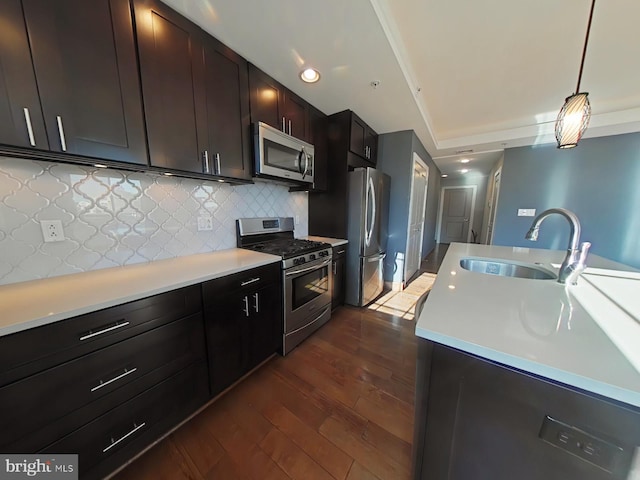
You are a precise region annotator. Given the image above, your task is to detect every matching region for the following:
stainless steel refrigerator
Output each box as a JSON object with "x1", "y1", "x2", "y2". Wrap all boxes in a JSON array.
[{"x1": 345, "y1": 167, "x2": 390, "y2": 307}]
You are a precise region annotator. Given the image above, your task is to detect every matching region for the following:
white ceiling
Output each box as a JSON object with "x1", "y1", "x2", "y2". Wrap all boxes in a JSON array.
[{"x1": 161, "y1": 0, "x2": 640, "y2": 177}]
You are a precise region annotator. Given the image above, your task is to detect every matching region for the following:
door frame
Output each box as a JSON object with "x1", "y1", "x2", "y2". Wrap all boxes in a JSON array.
[
  {"x1": 436, "y1": 185, "x2": 477, "y2": 243},
  {"x1": 485, "y1": 167, "x2": 502, "y2": 244},
  {"x1": 404, "y1": 153, "x2": 429, "y2": 284}
]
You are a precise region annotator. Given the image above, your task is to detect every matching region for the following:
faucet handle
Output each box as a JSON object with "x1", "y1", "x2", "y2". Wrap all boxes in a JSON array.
[
  {"x1": 578, "y1": 241, "x2": 591, "y2": 262},
  {"x1": 566, "y1": 241, "x2": 591, "y2": 285}
]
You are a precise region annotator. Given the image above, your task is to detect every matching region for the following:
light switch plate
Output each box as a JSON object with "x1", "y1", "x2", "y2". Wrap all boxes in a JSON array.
[{"x1": 518, "y1": 208, "x2": 536, "y2": 217}]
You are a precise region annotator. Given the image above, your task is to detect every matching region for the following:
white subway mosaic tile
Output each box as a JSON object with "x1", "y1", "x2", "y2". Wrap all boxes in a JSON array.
[{"x1": 0, "y1": 157, "x2": 308, "y2": 286}]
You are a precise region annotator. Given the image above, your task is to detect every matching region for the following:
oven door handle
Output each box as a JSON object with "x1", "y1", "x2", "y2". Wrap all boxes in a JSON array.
[{"x1": 285, "y1": 258, "x2": 332, "y2": 277}]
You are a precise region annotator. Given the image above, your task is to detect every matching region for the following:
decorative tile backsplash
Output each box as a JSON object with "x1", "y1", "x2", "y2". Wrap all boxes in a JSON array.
[{"x1": 0, "y1": 157, "x2": 308, "y2": 286}]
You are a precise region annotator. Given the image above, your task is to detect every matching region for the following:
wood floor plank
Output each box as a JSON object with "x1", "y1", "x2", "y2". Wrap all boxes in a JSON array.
[
  {"x1": 345, "y1": 462, "x2": 381, "y2": 480},
  {"x1": 115, "y1": 437, "x2": 202, "y2": 480},
  {"x1": 261, "y1": 400, "x2": 354, "y2": 480},
  {"x1": 203, "y1": 454, "x2": 249, "y2": 480},
  {"x1": 319, "y1": 416, "x2": 410, "y2": 480},
  {"x1": 171, "y1": 418, "x2": 226, "y2": 478},
  {"x1": 361, "y1": 418, "x2": 413, "y2": 467},
  {"x1": 260, "y1": 428, "x2": 336, "y2": 480}
]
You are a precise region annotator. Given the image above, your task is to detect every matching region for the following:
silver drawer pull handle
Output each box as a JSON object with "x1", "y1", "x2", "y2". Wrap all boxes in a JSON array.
[
  {"x1": 79, "y1": 321, "x2": 130, "y2": 341},
  {"x1": 241, "y1": 277, "x2": 260, "y2": 286},
  {"x1": 91, "y1": 367, "x2": 138, "y2": 392},
  {"x1": 253, "y1": 292, "x2": 259, "y2": 313},
  {"x1": 203, "y1": 150, "x2": 210, "y2": 173},
  {"x1": 215, "y1": 153, "x2": 221, "y2": 175},
  {"x1": 103, "y1": 422, "x2": 146, "y2": 453},
  {"x1": 56, "y1": 116, "x2": 67, "y2": 151},
  {"x1": 23, "y1": 108, "x2": 36, "y2": 146}
]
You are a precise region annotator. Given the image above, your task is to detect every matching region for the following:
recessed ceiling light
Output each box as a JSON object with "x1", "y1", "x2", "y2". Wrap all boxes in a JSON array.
[
  {"x1": 300, "y1": 68, "x2": 320, "y2": 83},
  {"x1": 441, "y1": 174, "x2": 448, "y2": 178},
  {"x1": 460, "y1": 169, "x2": 469, "y2": 174},
  {"x1": 460, "y1": 159, "x2": 470, "y2": 164}
]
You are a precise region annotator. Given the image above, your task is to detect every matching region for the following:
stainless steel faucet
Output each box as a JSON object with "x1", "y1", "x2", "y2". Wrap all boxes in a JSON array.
[{"x1": 524, "y1": 208, "x2": 591, "y2": 285}]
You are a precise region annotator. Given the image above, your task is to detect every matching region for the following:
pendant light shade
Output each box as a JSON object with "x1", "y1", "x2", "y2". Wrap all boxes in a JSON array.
[
  {"x1": 555, "y1": 92, "x2": 591, "y2": 149},
  {"x1": 554, "y1": 0, "x2": 596, "y2": 149}
]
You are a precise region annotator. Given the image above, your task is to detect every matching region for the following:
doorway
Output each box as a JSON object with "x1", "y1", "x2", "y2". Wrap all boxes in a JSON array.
[
  {"x1": 437, "y1": 186, "x2": 476, "y2": 244},
  {"x1": 404, "y1": 154, "x2": 429, "y2": 285},
  {"x1": 485, "y1": 168, "x2": 502, "y2": 244}
]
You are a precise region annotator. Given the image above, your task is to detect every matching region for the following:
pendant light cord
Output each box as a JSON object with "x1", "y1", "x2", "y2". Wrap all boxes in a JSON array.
[{"x1": 576, "y1": 0, "x2": 596, "y2": 93}]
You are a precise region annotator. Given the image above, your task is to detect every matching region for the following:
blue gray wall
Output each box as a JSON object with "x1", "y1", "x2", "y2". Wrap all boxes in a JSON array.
[
  {"x1": 377, "y1": 130, "x2": 441, "y2": 284},
  {"x1": 492, "y1": 132, "x2": 640, "y2": 268}
]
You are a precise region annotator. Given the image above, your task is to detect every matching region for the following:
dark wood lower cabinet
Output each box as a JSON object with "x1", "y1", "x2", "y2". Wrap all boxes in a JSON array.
[
  {"x1": 332, "y1": 245, "x2": 346, "y2": 310},
  {"x1": 202, "y1": 262, "x2": 281, "y2": 397},
  {"x1": 413, "y1": 341, "x2": 640, "y2": 480}
]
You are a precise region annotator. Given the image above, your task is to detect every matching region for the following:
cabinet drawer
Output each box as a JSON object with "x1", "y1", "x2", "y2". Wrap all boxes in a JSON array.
[
  {"x1": 42, "y1": 361, "x2": 209, "y2": 480},
  {"x1": 202, "y1": 263, "x2": 280, "y2": 310},
  {"x1": 0, "y1": 285, "x2": 202, "y2": 386},
  {"x1": 0, "y1": 313, "x2": 206, "y2": 450}
]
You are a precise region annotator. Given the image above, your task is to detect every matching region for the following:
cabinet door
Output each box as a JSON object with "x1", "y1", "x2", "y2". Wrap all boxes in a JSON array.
[
  {"x1": 332, "y1": 250, "x2": 346, "y2": 310},
  {"x1": 0, "y1": 0, "x2": 48, "y2": 150},
  {"x1": 307, "y1": 105, "x2": 328, "y2": 192},
  {"x1": 282, "y1": 90, "x2": 309, "y2": 141},
  {"x1": 248, "y1": 63, "x2": 284, "y2": 132},
  {"x1": 203, "y1": 38, "x2": 251, "y2": 180},
  {"x1": 365, "y1": 127, "x2": 378, "y2": 164},
  {"x1": 205, "y1": 290, "x2": 248, "y2": 397},
  {"x1": 247, "y1": 283, "x2": 280, "y2": 370},
  {"x1": 134, "y1": 0, "x2": 207, "y2": 173},
  {"x1": 23, "y1": 0, "x2": 147, "y2": 164},
  {"x1": 349, "y1": 113, "x2": 367, "y2": 158}
]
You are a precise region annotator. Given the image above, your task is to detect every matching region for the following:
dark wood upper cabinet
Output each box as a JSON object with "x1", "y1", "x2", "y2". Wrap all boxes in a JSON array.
[
  {"x1": 248, "y1": 64, "x2": 284, "y2": 133},
  {"x1": 134, "y1": 0, "x2": 206, "y2": 174},
  {"x1": 0, "y1": 0, "x2": 48, "y2": 151},
  {"x1": 349, "y1": 111, "x2": 377, "y2": 164},
  {"x1": 22, "y1": 0, "x2": 147, "y2": 164},
  {"x1": 135, "y1": 0, "x2": 251, "y2": 180},
  {"x1": 202, "y1": 37, "x2": 251, "y2": 180},
  {"x1": 307, "y1": 105, "x2": 328, "y2": 192},
  {"x1": 248, "y1": 63, "x2": 310, "y2": 142}
]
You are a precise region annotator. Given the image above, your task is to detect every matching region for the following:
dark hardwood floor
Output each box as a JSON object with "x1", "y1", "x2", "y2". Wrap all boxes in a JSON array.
[
  {"x1": 419, "y1": 243, "x2": 449, "y2": 274},
  {"x1": 113, "y1": 305, "x2": 419, "y2": 480}
]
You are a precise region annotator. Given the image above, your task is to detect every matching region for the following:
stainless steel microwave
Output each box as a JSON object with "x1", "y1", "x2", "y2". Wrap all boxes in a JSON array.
[{"x1": 253, "y1": 122, "x2": 314, "y2": 185}]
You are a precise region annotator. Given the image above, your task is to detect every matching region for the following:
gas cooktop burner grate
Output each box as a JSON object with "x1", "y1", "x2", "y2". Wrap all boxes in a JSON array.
[{"x1": 245, "y1": 238, "x2": 329, "y2": 259}]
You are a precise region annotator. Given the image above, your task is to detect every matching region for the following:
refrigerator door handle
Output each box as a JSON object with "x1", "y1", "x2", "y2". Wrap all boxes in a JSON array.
[
  {"x1": 365, "y1": 176, "x2": 376, "y2": 247},
  {"x1": 366, "y1": 252, "x2": 386, "y2": 262}
]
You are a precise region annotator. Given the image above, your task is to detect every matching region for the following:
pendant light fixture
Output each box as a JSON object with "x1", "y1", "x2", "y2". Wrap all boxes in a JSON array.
[{"x1": 555, "y1": 0, "x2": 596, "y2": 149}]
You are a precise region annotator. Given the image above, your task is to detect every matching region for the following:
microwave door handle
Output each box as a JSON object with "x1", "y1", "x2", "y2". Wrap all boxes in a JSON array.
[
  {"x1": 302, "y1": 151, "x2": 310, "y2": 179},
  {"x1": 298, "y1": 147, "x2": 305, "y2": 175}
]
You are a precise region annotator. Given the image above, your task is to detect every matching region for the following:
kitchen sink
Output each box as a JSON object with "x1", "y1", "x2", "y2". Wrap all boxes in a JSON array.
[{"x1": 460, "y1": 257, "x2": 557, "y2": 280}]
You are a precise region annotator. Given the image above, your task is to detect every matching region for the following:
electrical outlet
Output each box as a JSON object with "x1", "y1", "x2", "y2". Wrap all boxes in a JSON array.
[
  {"x1": 295, "y1": 215, "x2": 300, "y2": 225},
  {"x1": 197, "y1": 215, "x2": 213, "y2": 231},
  {"x1": 518, "y1": 208, "x2": 536, "y2": 217},
  {"x1": 40, "y1": 220, "x2": 65, "y2": 243}
]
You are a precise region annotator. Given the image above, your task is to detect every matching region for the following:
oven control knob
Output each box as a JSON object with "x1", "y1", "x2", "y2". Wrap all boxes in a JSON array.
[
  {"x1": 294, "y1": 257, "x2": 306, "y2": 265},
  {"x1": 319, "y1": 251, "x2": 328, "y2": 257},
  {"x1": 309, "y1": 254, "x2": 316, "y2": 261}
]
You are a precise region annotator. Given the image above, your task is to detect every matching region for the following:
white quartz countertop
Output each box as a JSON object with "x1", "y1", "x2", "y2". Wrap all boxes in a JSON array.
[
  {"x1": 415, "y1": 243, "x2": 640, "y2": 408},
  {"x1": 303, "y1": 236, "x2": 348, "y2": 247},
  {"x1": 0, "y1": 249, "x2": 280, "y2": 337}
]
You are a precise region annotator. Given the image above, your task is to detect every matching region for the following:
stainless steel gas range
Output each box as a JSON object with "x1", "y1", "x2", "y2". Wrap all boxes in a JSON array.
[{"x1": 236, "y1": 217, "x2": 332, "y2": 355}]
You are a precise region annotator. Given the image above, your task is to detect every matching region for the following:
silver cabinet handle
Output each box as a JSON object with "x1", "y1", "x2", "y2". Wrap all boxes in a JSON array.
[
  {"x1": 91, "y1": 367, "x2": 137, "y2": 392},
  {"x1": 80, "y1": 321, "x2": 130, "y2": 341},
  {"x1": 241, "y1": 277, "x2": 260, "y2": 286},
  {"x1": 288, "y1": 120, "x2": 292, "y2": 136},
  {"x1": 23, "y1": 108, "x2": 36, "y2": 146},
  {"x1": 56, "y1": 116, "x2": 67, "y2": 151},
  {"x1": 253, "y1": 292, "x2": 259, "y2": 312},
  {"x1": 203, "y1": 151, "x2": 210, "y2": 173},
  {"x1": 103, "y1": 422, "x2": 146, "y2": 453},
  {"x1": 215, "y1": 153, "x2": 221, "y2": 175},
  {"x1": 282, "y1": 117, "x2": 286, "y2": 132},
  {"x1": 243, "y1": 296, "x2": 250, "y2": 317}
]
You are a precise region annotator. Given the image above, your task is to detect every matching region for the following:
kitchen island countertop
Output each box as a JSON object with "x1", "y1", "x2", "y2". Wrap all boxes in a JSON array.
[
  {"x1": 0, "y1": 249, "x2": 280, "y2": 337},
  {"x1": 416, "y1": 243, "x2": 640, "y2": 408}
]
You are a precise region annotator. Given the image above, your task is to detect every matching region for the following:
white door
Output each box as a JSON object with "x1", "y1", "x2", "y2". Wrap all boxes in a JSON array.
[
  {"x1": 404, "y1": 154, "x2": 429, "y2": 285},
  {"x1": 485, "y1": 169, "x2": 501, "y2": 244},
  {"x1": 439, "y1": 186, "x2": 475, "y2": 244}
]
